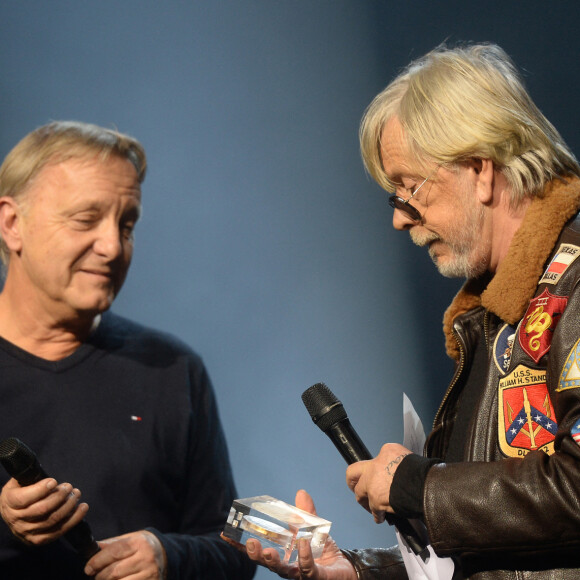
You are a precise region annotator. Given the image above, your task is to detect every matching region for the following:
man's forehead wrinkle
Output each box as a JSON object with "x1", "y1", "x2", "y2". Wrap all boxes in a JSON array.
[
  {"x1": 381, "y1": 136, "x2": 437, "y2": 185},
  {"x1": 380, "y1": 141, "x2": 414, "y2": 182},
  {"x1": 379, "y1": 120, "x2": 416, "y2": 176}
]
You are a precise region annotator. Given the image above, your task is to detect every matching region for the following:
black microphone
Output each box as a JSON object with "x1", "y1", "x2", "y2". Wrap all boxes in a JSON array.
[
  {"x1": 0, "y1": 437, "x2": 100, "y2": 562},
  {"x1": 301, "y1": 382, "x2": 428, "y2": 557}
]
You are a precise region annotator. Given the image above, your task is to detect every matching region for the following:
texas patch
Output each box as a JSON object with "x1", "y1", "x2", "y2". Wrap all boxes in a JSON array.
[
  {"x1": 498, "y1": 364, "x2": 557, "y2": 457},
  {"x1": 519, "y1": 289, "x2": 567, "y2": 363},
  {"x1": 540, "y1": 243, "x2": 580, "y2": 285},
  {"x1": 493, "y1": 323, "x2": 517, "y2": 375},
  {"x1": 557, "y1": 339, "x2": 580, "y2": 392}
]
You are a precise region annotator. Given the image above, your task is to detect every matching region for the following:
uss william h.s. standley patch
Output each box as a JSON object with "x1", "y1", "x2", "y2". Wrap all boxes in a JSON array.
[{"x1": 498, "y1": 364, "x2": 557, "y2": 457}]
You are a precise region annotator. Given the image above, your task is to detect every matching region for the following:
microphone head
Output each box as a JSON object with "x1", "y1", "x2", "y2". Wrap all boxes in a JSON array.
[
  {"x1": 301, "y1": 382, "x2": 348, "y2": 432},
  {"x1": 0, "y1": 437, "x2": 36, "y2": 477}
]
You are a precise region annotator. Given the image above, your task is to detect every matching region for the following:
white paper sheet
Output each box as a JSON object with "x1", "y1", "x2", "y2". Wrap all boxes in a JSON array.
[{"x1": 397, "y1": 393, "x2": 454, "y2": 580}]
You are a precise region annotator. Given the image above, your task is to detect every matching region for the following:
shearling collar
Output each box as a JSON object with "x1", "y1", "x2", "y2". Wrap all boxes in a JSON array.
[{"x1": 443, "y1": 177, "x2": 580, "y2": 360}]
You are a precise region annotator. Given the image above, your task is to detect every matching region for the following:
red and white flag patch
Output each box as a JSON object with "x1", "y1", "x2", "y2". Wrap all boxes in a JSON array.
[{"x1": 540, "y1": 244, "x2": 580, "y2": 285}]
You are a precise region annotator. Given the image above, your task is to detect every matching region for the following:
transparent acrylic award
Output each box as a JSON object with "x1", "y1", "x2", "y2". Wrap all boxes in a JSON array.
[{"x1": 223, "y1": 495, "x2": 331, "y2": 563}]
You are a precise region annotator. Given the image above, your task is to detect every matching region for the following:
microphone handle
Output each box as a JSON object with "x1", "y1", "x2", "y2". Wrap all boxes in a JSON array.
[
  {"x1": 12, "y1": 459, "x2": 49, "y2": 486},
  {"x1": 62, "y1": 521, "x2": 101, "y2": 562},
  {"x1": 326, "y1": 420, "x2": 372, "y2": 463},
  {"x1": 326, "y1": 420, "x2": 428, "y2": 557},
  {"x1": 0, "y1": 440, "x2": 100, "y2": 562}
]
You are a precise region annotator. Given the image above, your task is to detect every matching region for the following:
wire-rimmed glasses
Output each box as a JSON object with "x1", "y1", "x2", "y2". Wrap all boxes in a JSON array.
[{"x1": 387, "y1": 166, "x2": 439, "y2": 222}]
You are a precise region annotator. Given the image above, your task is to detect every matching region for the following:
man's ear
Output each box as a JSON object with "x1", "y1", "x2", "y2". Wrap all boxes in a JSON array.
[
  {"x1": 0, "y1": 197, "x2": 23, "y2": 254},
  {"x1": 469, "y1": 158, "x2": 494, "y2": 204}
]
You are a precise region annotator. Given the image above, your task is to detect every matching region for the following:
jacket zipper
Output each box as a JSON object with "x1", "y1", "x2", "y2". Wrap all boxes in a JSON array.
[
  {"x1": 432, "y1": 310, "x2": 491, "y2": 433},
  {"x1": 432, "y1": 320, "x2": 467, "y2": 431},
  {"x1": 483, "y1": 310, "x2": 491, "y2": 349}
]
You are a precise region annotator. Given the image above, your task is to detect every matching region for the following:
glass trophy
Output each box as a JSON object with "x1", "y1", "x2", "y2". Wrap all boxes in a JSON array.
[{"x1": 223, "y1": 495, "x2": 331, "y2": 563}]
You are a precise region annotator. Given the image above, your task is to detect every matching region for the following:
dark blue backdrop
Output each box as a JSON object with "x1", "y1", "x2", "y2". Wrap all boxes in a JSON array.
[{"x1": 1, "y1": 2, "x2": 579, "y2": 578}]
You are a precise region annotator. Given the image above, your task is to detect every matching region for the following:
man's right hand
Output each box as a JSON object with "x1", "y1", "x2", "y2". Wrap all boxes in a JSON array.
[
  {"x1": 245, "y1": 490, "x2": 357, "y2": 580},
  {"x1": 0, "y1": 477, "x2": 89, "y2": 545}
]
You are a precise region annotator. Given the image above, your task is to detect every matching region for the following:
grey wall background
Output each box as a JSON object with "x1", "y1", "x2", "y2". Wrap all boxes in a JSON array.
[{"x1": 1, "y1": 2, "x2": 579, "y2": 578}]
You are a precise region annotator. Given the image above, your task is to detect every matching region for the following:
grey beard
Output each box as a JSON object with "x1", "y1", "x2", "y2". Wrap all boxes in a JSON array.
[{"x1": 428, "y1": 244, "x2": 488, "y2": 279}]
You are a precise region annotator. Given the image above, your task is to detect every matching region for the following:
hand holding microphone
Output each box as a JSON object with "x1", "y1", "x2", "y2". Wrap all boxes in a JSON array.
[
  {"x1": 0, "y1": 437, "x2": 100, "y2": 562},
  {"x1": 345, "y1": 441, "x2": 413, "y2": 522},
  {"x1": 301, "y1": 382, "x2": 428, "y2": 557}
]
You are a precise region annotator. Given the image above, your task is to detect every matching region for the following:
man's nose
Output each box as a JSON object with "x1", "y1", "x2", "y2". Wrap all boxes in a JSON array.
[
  {"x1": 93, "y1": 222, "x2": 124, "y2": 259},
  {"x1": 392, "y1": 208, "x2": 417, "y2": 231}
]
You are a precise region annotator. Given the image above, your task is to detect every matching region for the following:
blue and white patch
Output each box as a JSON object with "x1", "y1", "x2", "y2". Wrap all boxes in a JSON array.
[
  {"x1": 493, "y1": 323, "x2": 517, "y2": 375},
  {"x1": 557, "y1": 339, "x2": 580, "y2": 392}
]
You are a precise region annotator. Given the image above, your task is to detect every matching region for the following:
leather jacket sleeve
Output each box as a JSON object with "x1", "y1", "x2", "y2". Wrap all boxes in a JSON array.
[{"x1": 341, "y1": 547, "x2": 408, "y2": 579}]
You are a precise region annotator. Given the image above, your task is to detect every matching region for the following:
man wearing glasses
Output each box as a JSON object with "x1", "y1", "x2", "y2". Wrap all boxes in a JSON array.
[{"x1": 245, "y1": 43, "x2": 580, "y2": 579}]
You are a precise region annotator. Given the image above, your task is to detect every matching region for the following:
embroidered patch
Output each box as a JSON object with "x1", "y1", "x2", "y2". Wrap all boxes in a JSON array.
[
  {"x1": 557, "y1": 339, "x2": 580, "y2": 392},
  {"x1": 518, "y1": 289, "x2": 567, "y2": 363},
  {"x1": 571, "y1": 419, "x2": 580, "y2": 447},
  {"x1": 498, "y1": 364, "x2": 556, "y2": 457},
  {"x1": 493, "y1": 323, "x2": 517, "y2": 375},
  {"x1": 540, "y1": 243, "x2": 580, "y2": 285}
]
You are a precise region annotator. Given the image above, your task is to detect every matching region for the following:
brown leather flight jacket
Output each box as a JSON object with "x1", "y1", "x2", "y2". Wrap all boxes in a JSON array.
[{"x1": 342, "y1": 177, "x2": 580, "y2": 579}]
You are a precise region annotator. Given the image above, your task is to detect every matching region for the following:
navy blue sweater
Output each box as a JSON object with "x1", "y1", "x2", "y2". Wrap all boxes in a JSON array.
[{"x1": 0, "y1": 311, "x2": 255, "y2": 580}]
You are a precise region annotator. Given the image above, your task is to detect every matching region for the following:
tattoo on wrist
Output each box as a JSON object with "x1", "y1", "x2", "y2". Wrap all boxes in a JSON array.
[{"x1": 386, "y1": 453, "x2": 411, "y2": 477}]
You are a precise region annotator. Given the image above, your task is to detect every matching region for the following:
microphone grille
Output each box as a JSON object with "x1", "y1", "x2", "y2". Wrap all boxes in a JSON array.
[
  {"x1": 301, "y1": 382, "x2": 336, "y2": 415},
  {"x1": 0, "y1": 437, "x2": 35, "y2": 474},
  {"x1": 301, "y1": 382, "x2": 347, "y2": 431},
  {"x1": 0, "y1": 437, "x2": 23, "y2": 458}
]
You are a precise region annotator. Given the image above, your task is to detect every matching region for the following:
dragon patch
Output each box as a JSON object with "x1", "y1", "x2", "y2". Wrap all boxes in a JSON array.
[{"x1": 518, "y1": 289, "x2": 567, "y2": 363}]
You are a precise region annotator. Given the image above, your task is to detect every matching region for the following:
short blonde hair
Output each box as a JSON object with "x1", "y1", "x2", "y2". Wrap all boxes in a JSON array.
[
  {"x1": 360, "y1": 43, "x2": 580, "y2": 203},
  {"x1": 0, "y1": 121, "x2": 147, "y2": 264}
]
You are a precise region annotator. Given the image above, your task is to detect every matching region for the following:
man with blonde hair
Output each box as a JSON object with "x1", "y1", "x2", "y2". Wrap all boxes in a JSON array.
[
  {"x1": 0, "y1": 121, "x2": 256, "y2": 580},
  {"x1": 244, "y1": 43, "x2": 580, "y2": 579}
]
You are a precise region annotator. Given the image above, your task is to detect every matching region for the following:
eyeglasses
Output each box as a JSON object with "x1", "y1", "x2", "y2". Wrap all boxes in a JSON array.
[{"x1": 387, "y1": 166, "x2": 439, "y2": 223}]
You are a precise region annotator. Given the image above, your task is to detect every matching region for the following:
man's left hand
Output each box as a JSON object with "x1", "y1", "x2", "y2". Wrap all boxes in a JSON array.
[
  {"x1": 346, "y1": 443, "x2": 412, "y2": 523},
  {"x1": 84, "y1": 530, "x2": 166, "y2": 579}
]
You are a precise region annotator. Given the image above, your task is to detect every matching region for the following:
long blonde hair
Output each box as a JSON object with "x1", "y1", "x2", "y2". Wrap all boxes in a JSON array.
[{"x1": 360, "y1": 43, "x2": 580, "y2": 203}]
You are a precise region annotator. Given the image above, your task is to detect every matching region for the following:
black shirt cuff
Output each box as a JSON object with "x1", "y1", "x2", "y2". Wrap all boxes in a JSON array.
[{"x1": 389, "y1": 454, "x2": 441, "y2": 519}]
